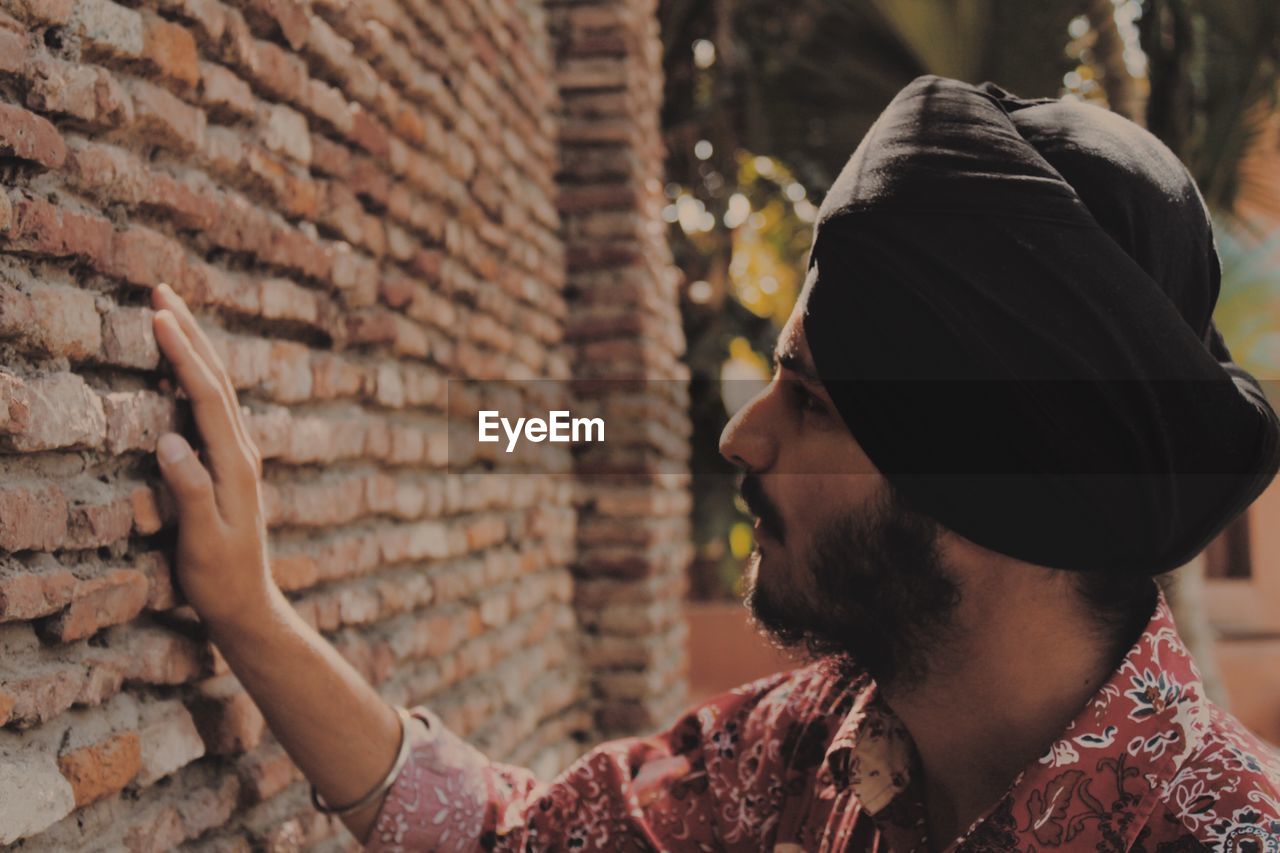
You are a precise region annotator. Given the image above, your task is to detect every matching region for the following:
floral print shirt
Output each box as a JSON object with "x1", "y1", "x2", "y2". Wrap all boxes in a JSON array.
[{"x1": 366, "y1": 591, "x2": 1280, "y2": 852}]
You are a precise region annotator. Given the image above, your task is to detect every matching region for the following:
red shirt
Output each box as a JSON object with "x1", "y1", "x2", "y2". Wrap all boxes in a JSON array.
[{"x1": 366, "y1": 591, "x2": 1280, "y2": 851}]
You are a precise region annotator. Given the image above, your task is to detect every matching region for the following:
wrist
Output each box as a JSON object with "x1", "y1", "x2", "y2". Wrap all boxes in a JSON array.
[{"x1": 201, "y1": 583, "x2": 293, "y2": 649}]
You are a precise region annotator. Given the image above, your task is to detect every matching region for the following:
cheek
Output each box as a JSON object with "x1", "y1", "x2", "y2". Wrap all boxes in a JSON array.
[
  {"x1": 774, "y1": 415, "x2": 879, "y2": 478},
  {"x1": 776, "y1": 473, "x2": 880, "y2": 546}
]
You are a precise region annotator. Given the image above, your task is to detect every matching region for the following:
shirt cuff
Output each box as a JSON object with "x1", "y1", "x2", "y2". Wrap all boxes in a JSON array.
[{"x1": 363, "y1": 707, "x2": 494, "y2": 853}]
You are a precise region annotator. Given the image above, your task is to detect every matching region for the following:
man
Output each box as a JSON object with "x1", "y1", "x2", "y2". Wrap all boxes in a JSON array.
[{"x1": 152, "y1": 76, "x2": 1280, "y2": 851}]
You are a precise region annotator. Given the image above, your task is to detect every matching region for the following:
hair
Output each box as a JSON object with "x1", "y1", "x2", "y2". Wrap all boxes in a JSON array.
[
  {"x1": 875, "y1": 478, "x2": 1158, "y2": 666},
  {"x1": 1072, "y1": 569, "x2": 1159, "y2": 658}
]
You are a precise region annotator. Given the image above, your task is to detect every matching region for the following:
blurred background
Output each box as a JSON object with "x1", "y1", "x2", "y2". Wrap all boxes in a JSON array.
[{"x1": 663, "y1": 0, "x2": 1280, "y2": 739}]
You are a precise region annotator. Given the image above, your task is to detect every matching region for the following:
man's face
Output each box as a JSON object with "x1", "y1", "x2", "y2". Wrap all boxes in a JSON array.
[{"x1": 718, "y1": 305, "x2": 962, "y2": 689}]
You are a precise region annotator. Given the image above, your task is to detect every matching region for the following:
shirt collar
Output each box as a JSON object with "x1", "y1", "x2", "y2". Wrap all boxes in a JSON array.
[
  {"x1": 823, "y1": 588, "x2": 1210, "y2": 848},
  {"x1": 824, "y1": 676, "x2": 916, "y2": 814}
]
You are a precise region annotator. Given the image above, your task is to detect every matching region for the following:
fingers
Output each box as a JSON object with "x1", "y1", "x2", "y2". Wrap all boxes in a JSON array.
[
  {"x1": 152, "y1": 285, "x2": 261, "y2": 474},
  {"x1": 152, "y1": 285, "x2": 237, "y2": 403},
  {"x1": 156, "y1": 433, "x2": 220, "y2": 529},
  {"x1": 154, "y1": 309, "x2": 257, "y2": 489}
]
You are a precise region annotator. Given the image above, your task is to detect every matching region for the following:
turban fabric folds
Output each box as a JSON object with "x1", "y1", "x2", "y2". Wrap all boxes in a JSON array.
[{"x1": 802, "y1": 75, "x2": 1279, "y2": 575}]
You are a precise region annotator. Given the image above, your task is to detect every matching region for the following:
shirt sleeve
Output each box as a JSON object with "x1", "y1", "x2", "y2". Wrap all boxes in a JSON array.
[
  {"x1": 363, "y1": 706, "x2": 539, "y2": 852},
  {"x1": 364, "y1": 668, "x2": 811, "y2": 853}
]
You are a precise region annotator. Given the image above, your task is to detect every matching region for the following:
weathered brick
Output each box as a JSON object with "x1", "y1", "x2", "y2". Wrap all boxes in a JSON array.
[
  {"x1": 101, "y1": 390, "x2": 177, "y2": 453},
  {"x1": 38, "y1": 568, "x2": 149, "y2": 642},
  {"x1": 119, "y1": 625, "x2": 208, "y2": 685},
  {"x1": 126, "y1": 78, "x2": 207, "y2": 153},
  {"x1": 135, "y1": 700, "x2": 204, "y2": 785},
  {"x1": 23, "y1": 55, "x2": 134, "y2": 128},
  {"x1": 27, "y1": 284, "x2": 102, "y2": 360},
  {"x1": 269, "y1": 552, "x2": 317, "y2": 591},
  {"x1": 237, "y1": 742, "x2": 299, "y2": 802},
  {"x1": 66, "y1": 487, "x2": 135, "y2": 549},
  {"x1": 121, "y1": 804, "x2": 187, "y2": 853},
  {"x1": 198, "y1": 60, "x2": 255, "y2": 121},
  {"x1": 68, "y1": 0, "x2": 144, "y2": 62},
  {"x1": 258, "y1": 276, "x2": 324, "y2": 329},
  {"x1": 141, "y1": 11, "x2": 199, "y2": 89},
  {"x1": 243, "y1": 0, "x2": 309, "y2": 50},
  {"x1": 151, "y1": 0, "x2": 226, "y2": 43},
  {"x1": 100, "y1": 306, "x2": 160, "y2": 369},
  {"x1": 0, "y1": 0, "x2": 73, "y2": 26},
  {"x1": 0, "y1": 558, "x2": 77, "y2": 621},
  {"x1": 244, "y1": 145, "x2": 320, "y2": 220},
  {"x1": 241, "y1": 32, "x2": 308, "y2": 104},
  {"x1": 3, "y1": 372, "x2": 106, "y2": 451},
  {"x1": 0, "y1": 102, "x2": 66, "y2": 169},
  {"x1": 202, "y1": 124, "x2": 246, "y2": 180},
  {"x1": 0, "y1": 744, "x2": 75, "y2": 844},
  {"x1": 258, "y1": 101, "x2": 310, "y2": 165},
  {"x1": 262, "y1": 340, "x2": 312, "y2": 402},
  {"x1": 0, "y1": 280, "x2": 34, "y2": 336},
  {"x1": 349, "y1": 103, "x2": 391, "y2": 158},
  {"x1": 57, "y1": 730, "x2": 142, "y2": 807},
  {"x1": 304, "y1": 77, "x2": 353, "y2": 135},
  {"x1": 3, "y1": 193, "x2": 113, "y2": 262},
  {"x1": 188, "y1": 675, "x2": 265, "y2": 755},
  {"x1": 129, "y1": 484, "x2": 164, "y2": 537},
  {"x1": 0, "y1": 661, "x2": 82, "y2": 728},
  {"x1": 102, "y1": 225, "x2": 187, "y2": 288}
]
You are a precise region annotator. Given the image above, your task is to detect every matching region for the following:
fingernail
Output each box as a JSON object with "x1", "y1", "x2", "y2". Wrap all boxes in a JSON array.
[
  {"x1": 157, "y1": 282, "x2": 172, "y2": 296},
  {"x1": 158, "y1": 433, "x2": 189, "y2": 464}
]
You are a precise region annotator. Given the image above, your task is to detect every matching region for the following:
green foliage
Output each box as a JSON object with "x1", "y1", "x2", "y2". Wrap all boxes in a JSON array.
[
  {"x1": 1141, "y1": 0, "x2": 1280, "y2": 218},
  {"x1": 1213, "y1": 219, "x2": 1280, "y2": 384}
]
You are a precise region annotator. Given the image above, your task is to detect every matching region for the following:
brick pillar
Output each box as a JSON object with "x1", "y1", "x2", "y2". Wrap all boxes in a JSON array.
[{"x1": 550, "y1": 0, "x2": 694, "y2": 736}]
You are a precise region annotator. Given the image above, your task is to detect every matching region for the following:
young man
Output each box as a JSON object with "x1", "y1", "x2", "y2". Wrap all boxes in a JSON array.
[{"x1": 152, "y1": 76, "x2": 1280, "y2": 851}]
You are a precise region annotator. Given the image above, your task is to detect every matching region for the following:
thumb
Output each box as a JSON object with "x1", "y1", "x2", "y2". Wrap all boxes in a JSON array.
[{"x1": 157, "y1": 433, "x2": 219, "y2": 527}]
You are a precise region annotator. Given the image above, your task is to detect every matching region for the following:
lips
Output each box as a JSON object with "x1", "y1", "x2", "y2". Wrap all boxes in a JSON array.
[
  {"x1": 752, "y1": 516, "x2": 777, "y2": 545},
  {"x1": 740, "y1": 474, "x2": 785, "y2": 544}
]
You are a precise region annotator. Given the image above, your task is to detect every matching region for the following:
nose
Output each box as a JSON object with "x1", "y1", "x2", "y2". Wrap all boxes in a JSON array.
[{"x1": 719, "y1": 383, "x2": 779, "y2": 472}]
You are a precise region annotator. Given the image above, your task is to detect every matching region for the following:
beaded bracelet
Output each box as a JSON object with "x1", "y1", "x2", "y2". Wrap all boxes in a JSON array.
[{"x1": 311, "y1": 705, "x2": 415, "y2": 817}]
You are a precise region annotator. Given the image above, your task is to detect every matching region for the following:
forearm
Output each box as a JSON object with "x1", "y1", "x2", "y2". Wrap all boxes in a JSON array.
[
  {"x1": 205, "y1": 586, "x2": 400, "y2": 843},
  {"x1": 147, "y1": 288, "x2": 405, "y2": 844}
]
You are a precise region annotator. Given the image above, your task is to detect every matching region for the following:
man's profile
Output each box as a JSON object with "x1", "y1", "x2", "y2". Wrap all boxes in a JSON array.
[{"x1": 147, "y1": 75, "x2": 1280, "y2": 851}]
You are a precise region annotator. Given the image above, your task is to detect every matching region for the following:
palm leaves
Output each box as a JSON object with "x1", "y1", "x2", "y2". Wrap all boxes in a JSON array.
[{"x1": 1141, "y1": 0, "x2": 1280, "y2": 220}]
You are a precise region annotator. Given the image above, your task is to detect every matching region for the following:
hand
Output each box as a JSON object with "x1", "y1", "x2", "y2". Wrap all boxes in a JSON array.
[
  {"x1": 149, "y1": 285, "x2": 404, "y2": 843},
  {"x1": 151, "y1": 283, "x2": 277, "y2": 630}
]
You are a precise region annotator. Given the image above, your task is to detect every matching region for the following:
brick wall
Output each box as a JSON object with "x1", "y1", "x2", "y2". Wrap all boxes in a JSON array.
[
  {"x1": 550, "y1": 0, "x2": 692, "y2": 737},
  {"x1": 0, "y1": 0, "x2": 689, "y2": 848}
]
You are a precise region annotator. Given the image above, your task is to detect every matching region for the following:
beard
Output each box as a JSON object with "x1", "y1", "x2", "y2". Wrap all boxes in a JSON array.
[{"x1": 742, "y1": 478, "x2": 962, "y2": 692}]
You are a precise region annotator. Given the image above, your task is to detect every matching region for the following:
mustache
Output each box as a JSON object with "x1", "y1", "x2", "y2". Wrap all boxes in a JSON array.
[{"x1": 739, "y1": 474, "x2": 786, "y2": 542}]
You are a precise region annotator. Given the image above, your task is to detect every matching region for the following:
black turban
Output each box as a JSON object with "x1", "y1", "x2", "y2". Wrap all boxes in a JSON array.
[{"x1": 802, "y1": 75, "x2": 1279, "y2": 575}]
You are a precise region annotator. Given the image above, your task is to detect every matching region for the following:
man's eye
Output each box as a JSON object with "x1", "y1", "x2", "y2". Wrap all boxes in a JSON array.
[{"x1": 792, "y1": 384, "x2": 825, "y2": 414}]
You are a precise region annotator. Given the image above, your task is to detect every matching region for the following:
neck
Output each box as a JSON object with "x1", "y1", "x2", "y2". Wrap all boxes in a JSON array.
[{"x1": 880, "y1": 590, "x2": 1127, "y2": 850}]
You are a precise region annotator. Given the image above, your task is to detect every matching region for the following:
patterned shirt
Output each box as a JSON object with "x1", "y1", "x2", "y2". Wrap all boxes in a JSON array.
[{"x1": 366, "y1": 591, "x2": 1280, "y2": 851}]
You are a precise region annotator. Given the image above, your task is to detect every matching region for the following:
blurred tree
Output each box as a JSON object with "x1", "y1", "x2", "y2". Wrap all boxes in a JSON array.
[
  {"x1": 664, "y1": 0, "x2": 1082, "y2": 193},
  {"x1": 1141, "y1": 0, "x2": 1280, "y2": 221},
  {"x1": 1133, "y1": 0, "x2": 1280, "y2": 391}
]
